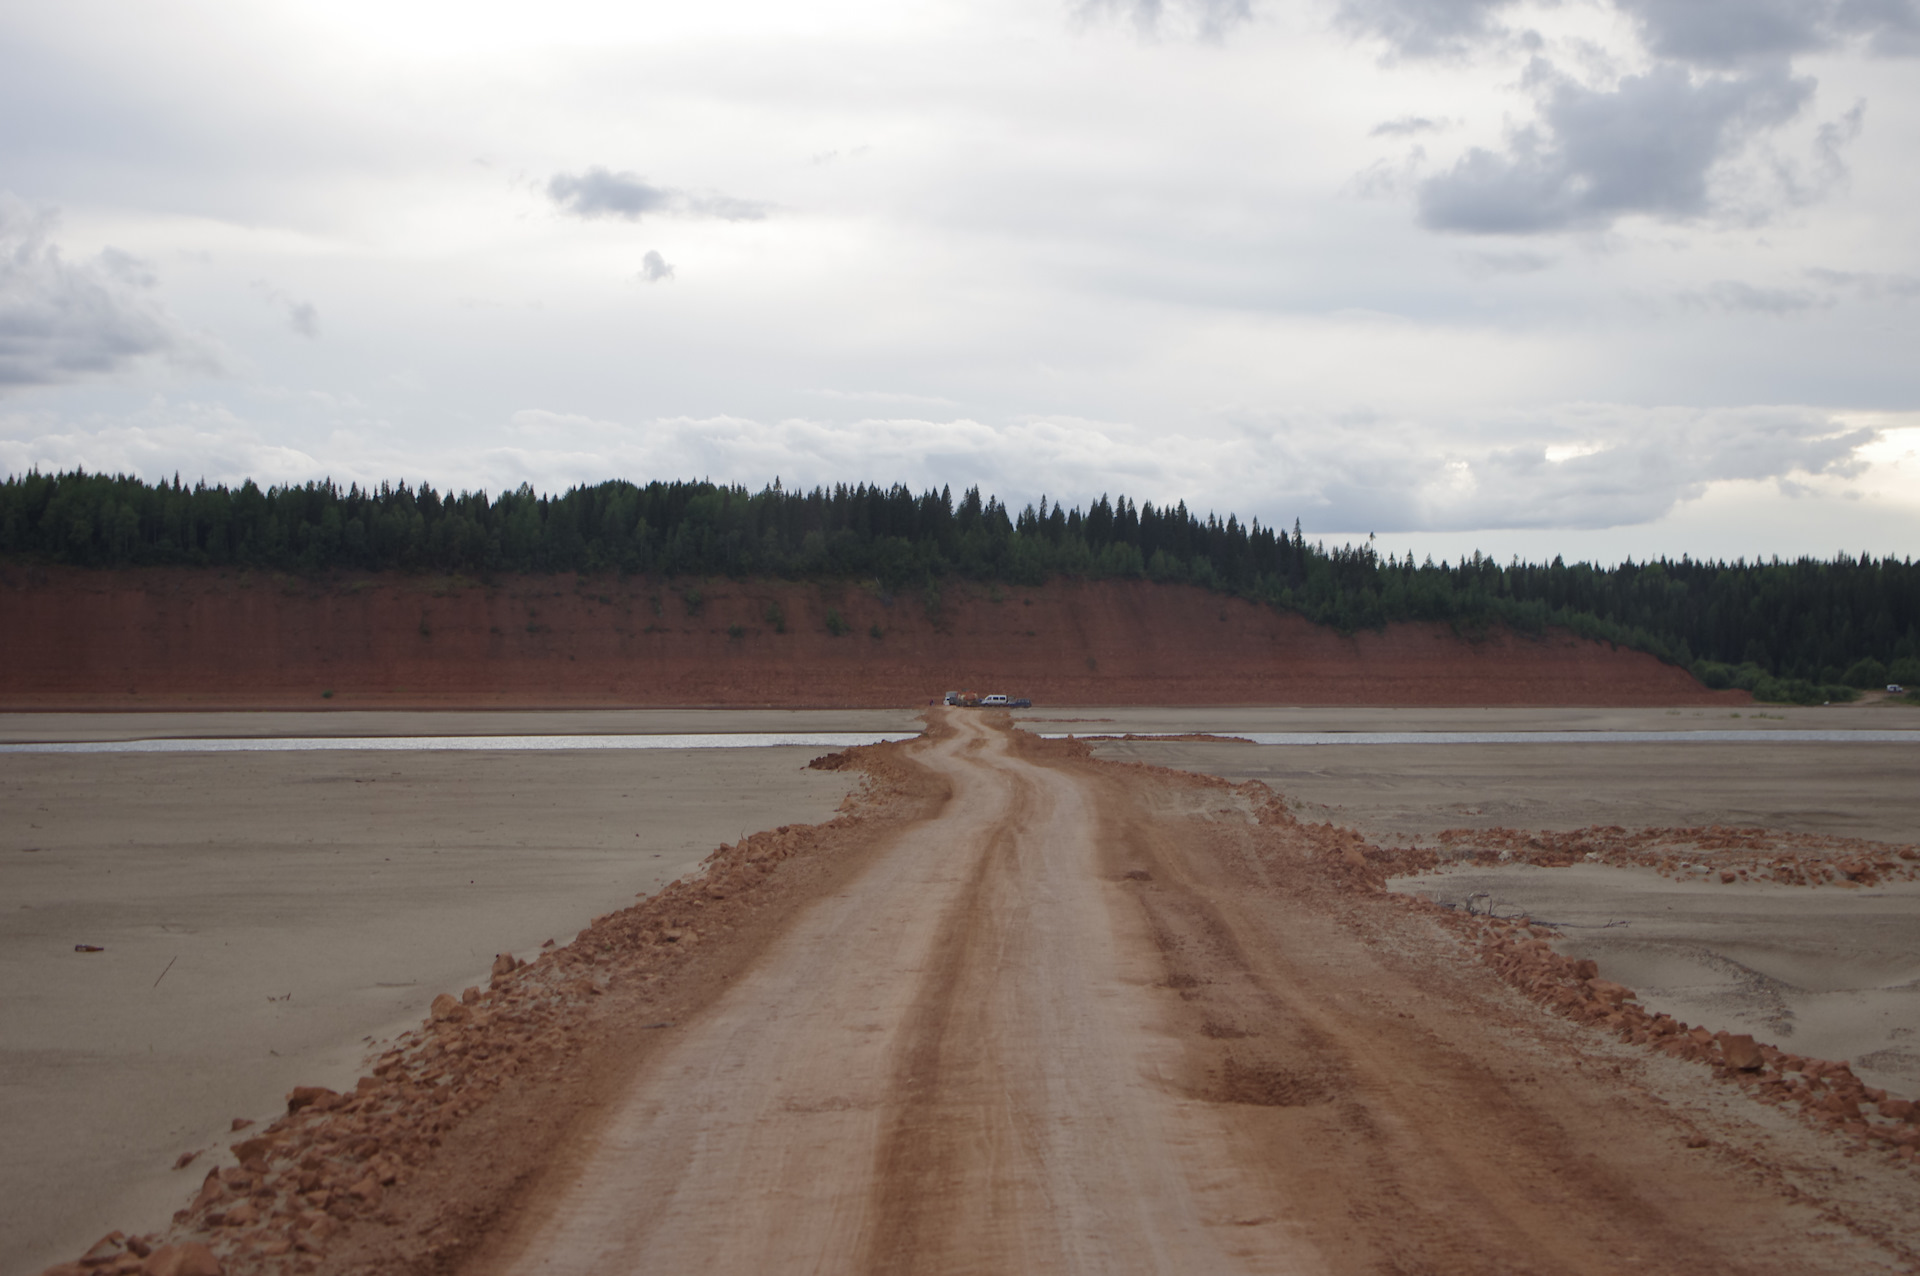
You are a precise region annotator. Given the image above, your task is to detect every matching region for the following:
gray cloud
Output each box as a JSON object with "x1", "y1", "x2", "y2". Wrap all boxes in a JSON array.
[
  {"x1": 1451, "y1": 411, "x2": 1874, "y2": 527},
  {"x1": 1835, "y1": 0, "x2": 1920, "y2": 54},
  {"x1": 1811, "y1": 99, "x2": 1867, "y2": 187},
  {"x1": 546, "y1": 167, "x2": 768, "y2": 223},
  {"x1": 1682, "y1": 279, "x2": 1827, "y2": 314},
  {"x1": 0, "y1": 195, "x2": 207, "y2": 388},
  {"x1": 1335, "y1": 0, "x2": 1515, "y2": 58},
  {"x1": 1621, "y1": 0, "x2": 1920, "y2": 64},
  {"x1": 638, "y1": 250, "x2": 675, "y2": 284},
  {"x1": 1300, "y1": 408, "x2": 1875, "y2": 531},
  {"x1": 1343, "y1": 0, "x2": 1920, "y2": 64},
  {"x1": 1457, "y1": 249, "x2": 1556, "y2": 277},
  {"x1": 1618, "y1": 0, "x2": 1833, "y2": 66},
  {"x1": 1370, "y1": 115, "x2": 1447, "y2": 137},
  {"x1": 1076, "y1": 0, "x2": 1255, "y2": 40},
  {"x1": 1417, "y1": 62, "x2": 1813, "y2": 234},
  {"x1": 251, "y1": 281, "x2": 319, "y2": 337},
  {"x1": 1804, "y1": 265, "x2": 1920, "y2": 297},
  {"x1": 548, "y1": 169, "x2": 673, "y2": 219}
]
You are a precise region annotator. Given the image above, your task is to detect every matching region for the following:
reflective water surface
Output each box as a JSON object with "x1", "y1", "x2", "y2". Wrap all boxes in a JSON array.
[
  {"x1": 1047, "y1": 730, "x2": 1920, "y2": 745},
  {"x1": 0, "y1": 732, "x2": 916, "y2": 755}
]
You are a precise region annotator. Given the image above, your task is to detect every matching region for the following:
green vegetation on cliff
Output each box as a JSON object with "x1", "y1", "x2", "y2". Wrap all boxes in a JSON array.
[{"x1": 4, "y1": 469, "x2": 1917, "y2": 699}]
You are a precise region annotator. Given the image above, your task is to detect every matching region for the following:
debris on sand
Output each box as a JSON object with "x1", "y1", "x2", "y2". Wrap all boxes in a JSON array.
[
  {"x1": 36, "y1": 1234, "x2": 213, "y2": 1276},
  {"x1": 1459, "y1": 916, "x2": 1920, "y2": 1164},
  {"x1": 1428, "y1": 823, "x2": 1920, "y2": 888},
  {"x1": 1183, "y1": 752, "x2": 1920, "y2": 1169}
]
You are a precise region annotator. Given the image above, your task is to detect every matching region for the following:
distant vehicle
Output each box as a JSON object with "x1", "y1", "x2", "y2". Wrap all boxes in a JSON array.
[
  {"x1": 980, "y1": 694, "x2": 1010, "y2": 707},
  {"x1": 1892, "y1": 684, "x2": 1907, "y2": 694},
  {"x1": 944, "y1": 691, "x2": 962, "y2": 705},
  {"x1": 1010, "y1": 697, "x2": 1032, "y2": 708}
]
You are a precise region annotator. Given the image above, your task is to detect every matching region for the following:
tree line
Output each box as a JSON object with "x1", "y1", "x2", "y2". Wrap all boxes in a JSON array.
[{"x1": 4, "y1": 469, "x2": 1917, "y2": 702}]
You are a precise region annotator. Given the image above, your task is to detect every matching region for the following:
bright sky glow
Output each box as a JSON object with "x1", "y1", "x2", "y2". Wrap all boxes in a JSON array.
[{"x1": 3, "y1": 0, "x2": 1917, "y2": 562}]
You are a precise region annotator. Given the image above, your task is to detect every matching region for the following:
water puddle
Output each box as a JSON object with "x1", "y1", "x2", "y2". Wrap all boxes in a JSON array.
[
  {"x1": 1052, "y1": 730, "x2": 1920, "y2": 746},
  {"x1": 0, "y1": 732, "x2": 918, "y2": 755}
]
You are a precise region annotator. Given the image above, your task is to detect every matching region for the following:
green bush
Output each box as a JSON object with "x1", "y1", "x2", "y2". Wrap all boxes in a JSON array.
[
  {"x1": 1751, "y1": 677, "x2": 1856, "y2": 705},
  {"x1": 825, "y1": 607, "x2": 848, "y2": 636},
  {"x1": 1887, "y1": 657, "x2": 1920, "y2": 686},
  {"x1": 1841, "y1": 657, "x2": 1889, "y2": 688},
  {"x1": 1691, "y1": 660, "x2": 1733, "y2": 690}
]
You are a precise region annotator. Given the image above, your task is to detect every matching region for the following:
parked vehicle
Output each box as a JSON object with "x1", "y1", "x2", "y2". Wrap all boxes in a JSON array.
[
  {"x1": 981, "y1": 694, "x2": 1010, "y2": 707},
  {"x1": 1010, "y1": 697, "x2": 1032, "y2": 708},
  {"x1": 1892, "y1": 684, "x2": 1907, "y2": 694}
]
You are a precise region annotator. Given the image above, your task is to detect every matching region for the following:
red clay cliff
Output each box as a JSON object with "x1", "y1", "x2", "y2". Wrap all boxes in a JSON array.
[{"x1": 0, "y1": 566, "x2": 1735, "y2": 708}]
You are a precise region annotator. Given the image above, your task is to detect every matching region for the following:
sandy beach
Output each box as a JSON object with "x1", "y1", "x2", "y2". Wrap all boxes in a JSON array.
[{"x1": 0, "y1": 712, "x2": 911, "y2": 1276}]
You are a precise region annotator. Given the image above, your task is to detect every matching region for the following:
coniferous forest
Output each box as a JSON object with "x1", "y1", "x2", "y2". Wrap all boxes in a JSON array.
[{"x1": 4, "y1": 470, "x2": 1918, "y2": 704}]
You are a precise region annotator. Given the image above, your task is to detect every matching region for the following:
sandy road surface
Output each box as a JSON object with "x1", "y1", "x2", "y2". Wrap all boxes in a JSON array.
[
  {"x1": 488, "y1": 711, "x2": 1309, "y2": 1273},
  {"x1": 478, "y1": 713, "x2": 1916, "y2": 1276}
]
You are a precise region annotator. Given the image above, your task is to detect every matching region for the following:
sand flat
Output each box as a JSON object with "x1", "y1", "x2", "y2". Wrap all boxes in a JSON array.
[
  {"x1": 1390, "y1": 864, "x2": 1920, "y2": 1099},
  {"x1": 0, "y1": 722, "x2": 883, "y2": 1276},
  {"x1": 0, "y1": 707, "x2": 923, "y2": 744},
  {"x1": 1022, "y1": 699, "x2": 1919, "y2": 736},
  {"x1": 1087, "y1": 735, "x2": 1920, "y2": 844}
]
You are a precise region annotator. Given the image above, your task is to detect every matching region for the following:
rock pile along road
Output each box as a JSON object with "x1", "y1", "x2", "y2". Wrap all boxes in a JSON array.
[{"x1": 462, "y1": 712, "x2": 1916, "y2": 1276}]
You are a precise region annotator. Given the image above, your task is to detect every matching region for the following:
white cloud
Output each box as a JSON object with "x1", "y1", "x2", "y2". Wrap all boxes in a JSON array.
[
  {"x1": 0, "y1": 402, "x2": 323, "y2": 486},
  {"x1": 0, "y1": 396, "x2": 1890, "y2": 552},
  {"x1": 0, "y1": 195, "x2": 216, "y2": 387}
]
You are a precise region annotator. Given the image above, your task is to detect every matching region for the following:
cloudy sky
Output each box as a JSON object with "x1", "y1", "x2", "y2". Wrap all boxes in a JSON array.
[{"x1": 3, "y1": 0, "x2": 1917, "y2": 562}]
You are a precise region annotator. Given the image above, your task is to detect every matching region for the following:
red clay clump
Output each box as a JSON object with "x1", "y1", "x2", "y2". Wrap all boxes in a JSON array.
[{"x1": 1428, "y1": 824, "x2": 1920, "y2": 888}]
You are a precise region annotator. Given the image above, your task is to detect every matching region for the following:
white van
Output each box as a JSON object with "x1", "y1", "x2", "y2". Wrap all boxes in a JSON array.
[{"x1": 980, "y1": 694, "x2": 1010, "y2": 706}]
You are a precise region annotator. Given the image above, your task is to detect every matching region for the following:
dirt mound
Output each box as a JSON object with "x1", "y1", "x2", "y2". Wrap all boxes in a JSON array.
[
  {"x1": 0, "y1": 566, "x2": 1734, "y2": 709},
  {"x1": 1425, "y1": 823, "x2": 1920, "y2": 887}
]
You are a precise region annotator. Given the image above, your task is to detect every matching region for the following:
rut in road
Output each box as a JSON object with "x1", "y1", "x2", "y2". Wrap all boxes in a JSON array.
[{"x1": 484, "y1": 713, "x2": 1912, "y2": 1276}]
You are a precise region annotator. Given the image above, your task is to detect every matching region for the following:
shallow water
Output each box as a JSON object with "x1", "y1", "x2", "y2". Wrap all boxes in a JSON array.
[
  {"x1": 1048, "y1": 729, "x2": 1920, "y2": 745},
  {"x1": 0, "y1": 732, "x2": 917, "y2": 755}
]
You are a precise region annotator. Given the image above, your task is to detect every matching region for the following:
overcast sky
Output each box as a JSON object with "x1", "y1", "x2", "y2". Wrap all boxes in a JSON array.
[{"x1": 3, "y1": 0, "x2": 1917, "y2": 562}]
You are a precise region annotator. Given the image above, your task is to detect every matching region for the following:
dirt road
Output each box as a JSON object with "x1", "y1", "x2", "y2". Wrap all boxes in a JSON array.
[{"x1": 473, "y1": 713, "x2": 1918, "y2": 1276}]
